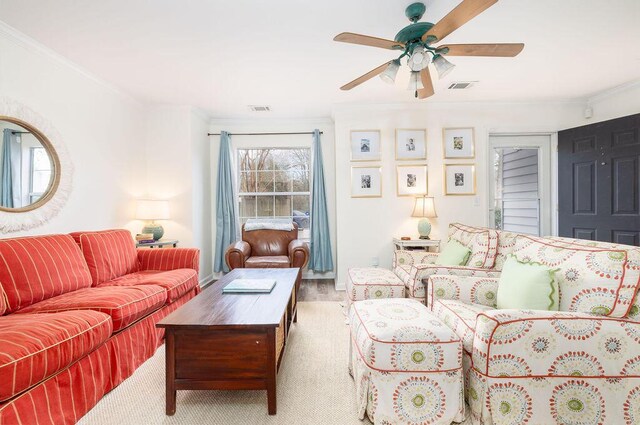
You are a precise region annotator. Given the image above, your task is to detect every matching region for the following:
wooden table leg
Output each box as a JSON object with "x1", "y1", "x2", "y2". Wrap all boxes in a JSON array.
[
  {"x1": 266, "y1": 327, "x2": 277, "y2": 415},
  {"x1": 165, "y1": 332, "x2": 177, "y2": 415}
]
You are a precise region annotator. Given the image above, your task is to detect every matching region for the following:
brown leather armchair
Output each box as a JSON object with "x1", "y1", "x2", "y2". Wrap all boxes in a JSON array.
[{"x1": 225, "y1": 223, "x2": 309, "y2": 271}]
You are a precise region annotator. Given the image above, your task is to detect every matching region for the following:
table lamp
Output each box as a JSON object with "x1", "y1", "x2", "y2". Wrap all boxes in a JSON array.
[
  {"x1": 412, "y1": 196, "x2": 437, "y2": 239},
  {"x1": 135, "y1": 199, "x2": 170, "y2": 240}
]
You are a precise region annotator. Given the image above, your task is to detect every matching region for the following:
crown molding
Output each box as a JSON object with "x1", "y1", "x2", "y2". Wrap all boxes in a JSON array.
[
  {"x1": 584, "y1": 79, "x2": 640, "y2": 105},
  {"x1": 0, "y1": 20, "x2": 141, "y2": 106}
]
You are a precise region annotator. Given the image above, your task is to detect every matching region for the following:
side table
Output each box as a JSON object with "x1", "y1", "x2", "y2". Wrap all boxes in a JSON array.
[
  {"x1": 136, "y1": 239, "x2": 179, "y2": 249},
  {"x1": 393, "y1": 238, "x2": 440, "y2": 252}
]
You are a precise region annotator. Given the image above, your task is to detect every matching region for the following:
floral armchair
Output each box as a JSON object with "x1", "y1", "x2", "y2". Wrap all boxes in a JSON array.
[
  {"x1": 427, "y1": 235, "x2": 640, "y2": 424},
  {"x1": 392, "y1": 223, "x2": 518, "y2": 303}
]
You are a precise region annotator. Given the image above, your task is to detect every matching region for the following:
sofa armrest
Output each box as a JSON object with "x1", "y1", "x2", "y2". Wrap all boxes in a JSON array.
[
  {"x1": 427, "y1": 275, "x2": 499, "y2": 309},
  {"x1": 137, "y1": 248, "x2": 200, "y2": 272},
  {"x1": 392, "y1": 250, "x2": 438, "y2": 268},
  {"x1": 472, "y1": 309, "x2": 640, "y2": 378},
  {"x1": 288, "y1": 240, "x2": 309, "y2": 269},
  {"x1": 225, "y1": 241, "x2": 251, "y2": 270},
  {"x1": 407, "y1": 264, "x2": 501, "y2": 300}
]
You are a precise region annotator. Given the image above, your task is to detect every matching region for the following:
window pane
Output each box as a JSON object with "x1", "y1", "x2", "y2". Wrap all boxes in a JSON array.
[
  {"x1": 274, "y1": 171, "x2": 291, "y2": 192},
  {"x1": 239, "y1": 171, "x2": 255, "y2": 193},
  {"x1": 275, "y1": 195, "x2": 292, "y2": 217},
  {"x1": 33, "y1": 148, "x2": 51, "y2": 171},
  {"x1": 292, "y1": 170, "x2": 309, "y2": 192},
  {"x1": 239, "y1": 196, "x2": 256, "y2": 217},
  {"x1": 32, "y1": 170, "x2": 51, "y2": 193},
  {"x1": 257, "y1": 196, "x2": 274, "y2": 217},
  {"x1": 257, "y1": 170, "x2": 274, "y2": 192},
  {"x1": 292, "y1": 196, "x2": 310, "y2": 229}
]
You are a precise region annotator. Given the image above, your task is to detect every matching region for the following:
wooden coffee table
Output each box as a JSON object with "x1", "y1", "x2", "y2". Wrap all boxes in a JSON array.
[{"x1": 157, "y1": 267, "x2": 300, "y2": 416}]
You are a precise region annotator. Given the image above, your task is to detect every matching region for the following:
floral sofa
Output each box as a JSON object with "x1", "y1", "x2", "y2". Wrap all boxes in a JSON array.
[
  {"x1": 0, "y1": 229, "x2": 201, "y2": 425},
  {"x1": 428, "y1": 234, "x2": 640, "y2": 424},
  {"x1": 392, "y1": 223, "x2": 519, "y2": 304}
]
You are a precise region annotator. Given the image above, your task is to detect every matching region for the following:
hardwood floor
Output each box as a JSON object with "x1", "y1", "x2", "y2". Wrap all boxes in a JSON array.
[{"x1": 298, "y1": 279, "x2": 344, "y2": 302}]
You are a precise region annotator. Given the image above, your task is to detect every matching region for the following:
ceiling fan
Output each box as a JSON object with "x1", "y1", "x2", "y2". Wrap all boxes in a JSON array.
[{"x1": 334, "y1": 0, "x2": 524, "y2": 99}]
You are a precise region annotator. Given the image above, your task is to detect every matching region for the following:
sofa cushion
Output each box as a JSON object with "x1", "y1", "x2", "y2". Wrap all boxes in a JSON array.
[
  {"x1": 512, "y1": 235, "x2": 640, "y2": 317},
  {"x1": 244, "y1": 255, "x2": 290, "y2": 268},
  {"x1": 0, "y1": 310, "x2": 112, "y2": 402},
  {"x1": 99, "y1": 269, "x2": 199, "y2": 304},
  {"x1": 71, "y1": 229, "x2": 139, "y2": 285},
  {"x1": 493, "y1": 230, "x2": 520, "y2": 271},
  {"x1": 448, "y1": 223, "x2": 498, "y2": 269},
  {"x1": 432, "y1": 299, "x2": 495, "y2": 353},
  {"x1": 15, "y1": 285, "x2": 166, "y2": 332},
  {"x1": 0, "y1": 285, "x2": 6, "y2": 315},
  {"x1": 0, "y1": 235, "x2": 93, "y2": 314}
]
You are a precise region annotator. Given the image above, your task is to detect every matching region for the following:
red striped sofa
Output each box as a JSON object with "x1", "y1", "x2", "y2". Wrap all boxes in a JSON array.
[{"x1": 0, "y1": 229, "x2": 201, "y2": 424}]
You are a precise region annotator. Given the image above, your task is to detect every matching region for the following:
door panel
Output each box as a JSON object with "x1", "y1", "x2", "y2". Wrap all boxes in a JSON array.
[{"x1": 558, "y1": 113, "x2": 640, "y2": 245}]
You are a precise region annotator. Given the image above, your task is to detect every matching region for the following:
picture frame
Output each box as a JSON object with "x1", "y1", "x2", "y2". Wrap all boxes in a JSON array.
[
  {"x1": 395, "y1": 129, "x2": 426, "y2": 160},
  {"x1": 350, "y1": 130, "x2": 381, "y2": 161},
  {"x1": 351, "y1": 166, "x2": 382, "y2": 198},
  {"x1": 443, "y1": 127, "x2": 475, "y2": 159},
  {"x1": 444, "y1": 164, "x2": 476, "y2": 195},
  {"x1": 396, "y1": 165, "x2": 428, "y2": 197}
]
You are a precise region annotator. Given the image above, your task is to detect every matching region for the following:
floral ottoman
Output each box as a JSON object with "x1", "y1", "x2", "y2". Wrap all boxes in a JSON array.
[
  {"x1": 349, "y1": 298, "x2": 465, "y2": 425},
  {"x1": 346, "y1": 268, "x2": 406, "y2": 311}
]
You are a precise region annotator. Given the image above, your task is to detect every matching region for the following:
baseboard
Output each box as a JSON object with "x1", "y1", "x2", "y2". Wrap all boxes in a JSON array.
[{"x1": 199, "y1": 273, "x2": 214, "y2": 286}]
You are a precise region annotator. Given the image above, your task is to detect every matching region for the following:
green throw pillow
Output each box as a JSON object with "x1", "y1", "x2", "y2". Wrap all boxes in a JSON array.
[
  {"x1": 435, "y1": 239, "x2": 471, "y2": 266},
  {"x1": 497, "y1": 255, "x2": 559, "y2": 311}
]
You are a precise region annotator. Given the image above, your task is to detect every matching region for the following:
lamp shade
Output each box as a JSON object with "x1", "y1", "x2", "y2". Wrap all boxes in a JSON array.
[
  {"x1": 135, "y1": 199, "x2": 170, "y2": 220},
  {"x1": 380, "y1": 59, "x2": 401, "y2": 84},
  {"x1": 411, "y1": 196, "x2": 437, "y2": 218},
  {"x1": 433, "y1": 54, "x2": 455, "y2": 79}
]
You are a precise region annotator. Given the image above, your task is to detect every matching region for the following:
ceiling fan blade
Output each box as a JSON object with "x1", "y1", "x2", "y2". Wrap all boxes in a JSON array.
[
  {"x1": 334, "y1": 32, "x2": 404, "y2": 50},
  {"x1": 340, "y1": 62, "x2": 391, "y2": 91},
  {"x1": 441, "y1": 43, "x2": 524, "y2": 57},
  {"x1": 417, "y1": 68, "x2": 435, "y2": 99},
  {"x1": 422, "y1": 0, "x2": 498, "y2": 43}
]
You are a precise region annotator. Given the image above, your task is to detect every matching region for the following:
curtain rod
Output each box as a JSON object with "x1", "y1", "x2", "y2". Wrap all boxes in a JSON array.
[
  {"x1": 207, "y1": 131, "x2": 323, "y2": 136},
  {"x1": 11, "y1": 131, "x2": 30, "y2": 134}
]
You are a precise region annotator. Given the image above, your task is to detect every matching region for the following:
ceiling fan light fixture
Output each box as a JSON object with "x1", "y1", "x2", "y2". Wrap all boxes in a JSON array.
[
  {"x1": 408, "y1": 46, "x2": 430, "y2": 71},
  {"x1": 407, "y1": 71, "x2": 424, "y2": 92},
  {"x1": 433, "y1": 54, "x2": 455, "y2": 79},
  {"x1": 380, "y1": 59, "x2": 401, "y2": 84}
]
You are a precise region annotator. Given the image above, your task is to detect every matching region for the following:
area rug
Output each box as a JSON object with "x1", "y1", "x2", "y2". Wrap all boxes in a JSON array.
[{"x1": 79, "y1": 302, "x2": 368, "y2": 425}]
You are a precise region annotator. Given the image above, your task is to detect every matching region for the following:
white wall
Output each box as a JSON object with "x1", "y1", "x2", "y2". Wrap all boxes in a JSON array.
[
  {"x1": 209, "y1": 118, "x2": 337, "y2": 279},
  {"x1": 333, "y1": 101, "x2": 585, "y2": 288},
  {"x1": 143, "y1": 105, "x2": 213, "y2": 282},
  {"x1": 0, "y1": 23, "x2": 147, "y2": 236}
]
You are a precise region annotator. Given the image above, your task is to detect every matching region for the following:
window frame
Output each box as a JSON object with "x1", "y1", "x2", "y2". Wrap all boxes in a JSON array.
[{"x1": 236, "y1": 147, "x2": 312, "y2": 237}]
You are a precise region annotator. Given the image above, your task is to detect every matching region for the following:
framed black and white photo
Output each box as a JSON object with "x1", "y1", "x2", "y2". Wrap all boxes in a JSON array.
[
  {"x1": 396, "y1": 165, "x2": 427, "y2": 197},
  {"x1": 444, "y1": 164, "x2": 476, "y2": 195},
  {"x1": 396, "y1": 129, "x2": 426, "y2": 160},
  {"x1": 351, "y1": 166, "x2": 382, "y2": 198},
  {"x1": 350, "y1": 130, "x2": 381, "y2": 161},
  {"x1": 443, "y1": 127, "x2": 475, "y2": 159}
]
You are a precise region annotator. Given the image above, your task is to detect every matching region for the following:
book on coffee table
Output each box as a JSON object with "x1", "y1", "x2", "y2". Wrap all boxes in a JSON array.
[{"x1": 223, "y1": 278, "x2": 277, "y2": 294}]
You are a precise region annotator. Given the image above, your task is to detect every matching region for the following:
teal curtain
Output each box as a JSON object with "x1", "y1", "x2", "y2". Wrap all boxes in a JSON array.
[
  {"x1": 1, "y1": 129, "x2": 15, "y2": 208},
  {"x1": 213, "y1": 131, "x2": 239, "y2": 273},
  {"x1": 309, "y1": 129, "x2": 334, "y2": 271}
]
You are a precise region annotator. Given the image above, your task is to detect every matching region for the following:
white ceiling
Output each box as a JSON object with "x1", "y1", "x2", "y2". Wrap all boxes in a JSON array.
[{"x1": 1, "y1": 0, "x2": 639, "y2": 118}]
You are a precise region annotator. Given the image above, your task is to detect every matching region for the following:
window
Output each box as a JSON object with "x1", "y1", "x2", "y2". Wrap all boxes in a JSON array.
[
  {"x1": 237, "y1": 148, "x2": 311, "y2": 235},
  {"x1": 29, "y1": 147, "x2": 52, "y2": 203}
]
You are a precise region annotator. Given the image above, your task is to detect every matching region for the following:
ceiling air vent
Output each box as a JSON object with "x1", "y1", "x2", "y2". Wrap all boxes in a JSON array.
[
  {"x1": 248, "y1": 105, "x2": 271, "y2": 112},
  {"x1": 448, "y1": 81, "x2": 476, "y2": 90}
]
